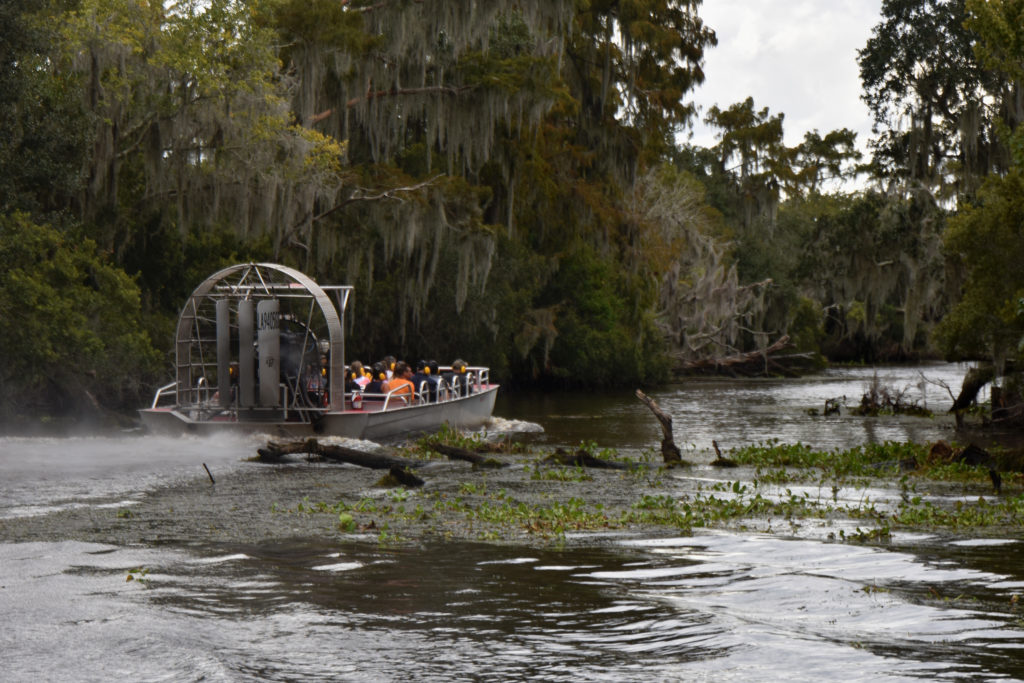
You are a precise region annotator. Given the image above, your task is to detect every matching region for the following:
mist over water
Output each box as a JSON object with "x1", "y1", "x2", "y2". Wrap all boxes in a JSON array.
[
  {"x1": 0, "y1": 433, "x2": 257, "y2": 519},
  {"x1": 3, "y1": 363, "x2": 1024, "y2": 682}
]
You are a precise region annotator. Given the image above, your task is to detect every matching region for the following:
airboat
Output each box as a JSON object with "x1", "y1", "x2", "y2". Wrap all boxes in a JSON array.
[{"x1": 139, "y1": 263, "x2": 498, "y2": 440}]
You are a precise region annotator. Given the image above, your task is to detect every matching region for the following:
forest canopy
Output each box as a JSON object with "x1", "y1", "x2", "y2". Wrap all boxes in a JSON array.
[{"x1": 2, "y1": 0, "x2": 1023, "y2": 423}]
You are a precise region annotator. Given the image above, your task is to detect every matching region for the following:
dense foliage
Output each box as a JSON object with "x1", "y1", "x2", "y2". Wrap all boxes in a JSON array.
[{"x1": 2, "y1": 0, "x2": 1024, "y2": 423}]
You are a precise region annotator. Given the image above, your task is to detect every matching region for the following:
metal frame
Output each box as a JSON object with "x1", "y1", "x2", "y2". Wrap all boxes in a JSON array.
[{"x1": 173, "y1": 263, "x2": 353, "y2": 417}]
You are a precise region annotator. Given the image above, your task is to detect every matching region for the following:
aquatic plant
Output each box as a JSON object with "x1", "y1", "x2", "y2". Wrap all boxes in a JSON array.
[
  {"x1": 125, "y1": 567, "x2": 150, "y2": 586},
  {"x1": 530, "y1": 462, "x2": 593, "y2": 482},
  {"x1": 338, "y1": 512, "x2": 356, "y2": 532},
  {"x1": 728, "y1": 439, "x2": 928, "y2": 478}
]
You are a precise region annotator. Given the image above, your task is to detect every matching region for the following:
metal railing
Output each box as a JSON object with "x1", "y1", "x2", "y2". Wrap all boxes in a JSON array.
[{"x1": 150, "y1": 364, "x2": 493, "y2": 420}]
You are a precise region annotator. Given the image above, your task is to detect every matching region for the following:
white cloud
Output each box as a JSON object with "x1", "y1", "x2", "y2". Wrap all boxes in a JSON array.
[{"x1": 687, "y1": 0, "x2": 882, "y2": 151}]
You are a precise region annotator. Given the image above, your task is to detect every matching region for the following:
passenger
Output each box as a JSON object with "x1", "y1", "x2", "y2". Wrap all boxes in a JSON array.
[
  {"x1": 319, "y1": 354, "x2": 330, "y2": 404},
  {"x1": 349, "y1": 360, "x2": 371, "y2": 388},
  {"x1": 213, "y1": 363, "x2": 239, "y2": 405},
  {"x1": 304, "y1": 363, "x2": 326, "y2": 406},
  {"x1": 344, "y1": 365, "x2": 362, "y2": 394},
  {"x1": 427, "y1": 360, "x2": 441, "y2": 402},
  {"x1": 382, "y1": 355, "x2": 397, "y2": 380},
  {"x1": 449, "y1": 358, "x2": 473, "y2": 397},
  {"x1": 364, "y1": 362, "x2": 388, "y2": 399},
  {"x1": 410, "y1": 360, "x2": 437, "y2": 403},
  {"x1": 387, "y1": 361, "x2": 415, "y2": 402},
  {"x1": 347, "y1": 360, "x2": 370, "y2": 389}
]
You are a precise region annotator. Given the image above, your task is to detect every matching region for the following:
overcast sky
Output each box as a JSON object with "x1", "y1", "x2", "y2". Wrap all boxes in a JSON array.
[{"x1": 687, "y1": 0, "x2": 883, "y2": 152}]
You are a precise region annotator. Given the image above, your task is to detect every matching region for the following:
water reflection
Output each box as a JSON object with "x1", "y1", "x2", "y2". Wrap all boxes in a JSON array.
[
  {"x1": 497, "y1": 363, "x2": 968, "y2": 451},
  {"x1": 7, "y1": 533, "x2": 1020, "y2": 682}
]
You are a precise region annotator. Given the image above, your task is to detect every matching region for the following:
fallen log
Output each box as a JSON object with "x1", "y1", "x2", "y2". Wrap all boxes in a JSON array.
[
  {"x1": 544, "y1": 447, "x2": 628, "y2": 470},
  {"x1": 257, "y1": 439, "x2": 419, "y2": 470},
  {"x1": 635, "y1": 390, "x2": 684, "y2": 466}
]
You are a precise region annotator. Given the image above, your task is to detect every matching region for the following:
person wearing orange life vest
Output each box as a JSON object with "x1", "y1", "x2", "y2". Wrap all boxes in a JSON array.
[{"x1": 387, "y1": 361, "x2": 415, "y2": 402}]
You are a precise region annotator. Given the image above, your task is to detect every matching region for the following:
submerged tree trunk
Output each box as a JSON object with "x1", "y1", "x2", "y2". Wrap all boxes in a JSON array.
[
  {"x1": 635, "y1": 390, "x2": 684, "y2": 466},
  {"x1": 951, "y1": 364, "x2": 996, "y2": 428}
]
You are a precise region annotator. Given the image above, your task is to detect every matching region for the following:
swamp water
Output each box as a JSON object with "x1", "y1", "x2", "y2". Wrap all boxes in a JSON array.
[{"x1": 3, "y1": 363, "x2": 1024, "y2": 681}]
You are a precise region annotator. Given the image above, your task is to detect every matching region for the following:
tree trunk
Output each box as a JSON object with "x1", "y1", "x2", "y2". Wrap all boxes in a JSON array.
[
  {"x1": 635, "y1": 390, "x2": 685, "y2": 466},
  {"x1": 257, "y1": 439, "x2": 418, "y2": 469}
]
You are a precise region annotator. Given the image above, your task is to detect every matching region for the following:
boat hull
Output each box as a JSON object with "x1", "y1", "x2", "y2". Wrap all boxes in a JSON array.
[{"x1": 140, "y1": 385, "x2": 499, "y2": 441}]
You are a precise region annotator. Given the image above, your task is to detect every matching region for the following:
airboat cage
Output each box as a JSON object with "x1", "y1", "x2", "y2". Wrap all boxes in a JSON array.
[{"x1": 173, "y1": 263, "x2": 352, "y2": 417}]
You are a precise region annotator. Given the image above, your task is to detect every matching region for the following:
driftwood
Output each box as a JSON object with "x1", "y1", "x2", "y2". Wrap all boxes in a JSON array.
[
  {"x1": 257, "y1": 439, "x2": 509, "y2": 477},
  {"x1": 635, "y1": 390, "x2": 684, "y2": 466},
  {"x1": 544, "y1": 447, "x2": 628, "y2": 470},
  {"x1": 257, "y1": 439, "x2": 419, "y2": 470},
  {"x1": 429, "y1": 443, "x2": 508, "y2": 468}
]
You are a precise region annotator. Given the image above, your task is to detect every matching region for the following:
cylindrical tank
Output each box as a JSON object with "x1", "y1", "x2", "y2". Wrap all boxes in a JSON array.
[
  {"x1": 238, "y1": 299, "x2": 256, "y2": 407},
  {"x1": 257, "y1": 299, "x2": 280, "y2": 407},
  {"x1": 216, "y1": 298, "x2": 231, "y2": 408}
]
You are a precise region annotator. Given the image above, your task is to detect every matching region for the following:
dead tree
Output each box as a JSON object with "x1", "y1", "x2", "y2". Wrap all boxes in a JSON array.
[
  {"x1": 635, "y1": 390, "x2": 685, "y2": 466},
  {"x1": 950, "y1": 365, "x2": 996, "y2": 428}
]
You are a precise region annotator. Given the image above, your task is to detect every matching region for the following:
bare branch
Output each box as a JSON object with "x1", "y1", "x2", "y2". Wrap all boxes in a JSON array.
[
  {"x1": 278, "y1": 175, "x2": 445, "y2": 249},
  {"x1": 314, "y1": 174, "x2": 444, "y2": 223},
  {"x1": 346, "y1": 85, "x2": 474, "y2": 109}
]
